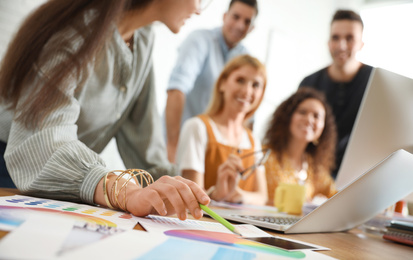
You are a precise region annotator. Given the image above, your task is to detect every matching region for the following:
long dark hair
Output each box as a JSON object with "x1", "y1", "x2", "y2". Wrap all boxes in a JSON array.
[
  {"x1": 0, "y1": 0, "x2": 151, "y2": 128},
  {"x1": 264, "y1": 87, "x2": 337, "y2": 173}
]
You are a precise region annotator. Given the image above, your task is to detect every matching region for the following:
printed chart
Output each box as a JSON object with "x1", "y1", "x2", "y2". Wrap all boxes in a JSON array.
[
  {"x1": 164, "y1": 229, "x2": 306, "y2": 258},
  {"x1": 0, "y1": 195, "x2": 139, "y2": 231}
]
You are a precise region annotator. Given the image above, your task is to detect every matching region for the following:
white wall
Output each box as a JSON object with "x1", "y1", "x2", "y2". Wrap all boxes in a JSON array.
[
  {"x1": 3, "y1": 0, "x2": 413, "y2": 171},
  {"x1": 358, "y1": 1, "x2": 413, "y2": 79},
  {"x1": 152, "y1": 0, "x2": 362, "y2": 140},
  {"x1": 1, "y1": 0, "x2": 412, "y2": 210},
  {"x1": 0, "y1": 0, "x2": 362, "y2": 169},
  {"x1": 0, "y1": 0, "x2": 46, "y2": 59},
  {"x1": 103, "y1": 0, "x2": 346, "y2": 169},
  {"x1": 152, "y1": 0, "x2": 413, "y2": 141}
]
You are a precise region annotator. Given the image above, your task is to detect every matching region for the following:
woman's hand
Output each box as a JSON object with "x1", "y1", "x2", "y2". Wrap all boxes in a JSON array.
[
  {"x1": 126, "y1": 176, "x2": 210, "y2": 220},
  {"x1": 212, "y1": 154, "x2": 244, "y2": 202}
]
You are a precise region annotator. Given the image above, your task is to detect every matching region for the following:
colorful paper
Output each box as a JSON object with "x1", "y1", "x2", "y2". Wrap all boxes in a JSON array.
[
  {"x1": 0, "y1": 195, "x2": 139, "y2": 230},
  {"x1": 164, "y1": 229, "x2": 306, "y2": 258}
]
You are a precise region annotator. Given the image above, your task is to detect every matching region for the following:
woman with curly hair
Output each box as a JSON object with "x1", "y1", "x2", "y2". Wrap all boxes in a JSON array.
[{"x1": 263, "y1": 87, "x2": 337, "y2": 205}]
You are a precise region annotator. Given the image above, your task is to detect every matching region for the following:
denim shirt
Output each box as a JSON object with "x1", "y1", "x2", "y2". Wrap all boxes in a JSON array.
[{"x1": 167, "y1": 27, "x2": 248, "y2": 125}]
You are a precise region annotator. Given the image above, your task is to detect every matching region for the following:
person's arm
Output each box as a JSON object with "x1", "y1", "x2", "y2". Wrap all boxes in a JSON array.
[
  {"x1": 176, "y1": 117, "x2": 208, "y2": 189},
  {"x1": 209, "y1": 155, "x2": 267, "y2": 205},
  {"x1": 165, "y1": 89, "x2": 185, "y2": 163},
  {"x1": 94, "y1": 174, "x2": 210, "y2": 220},
  {"x1": 5, "y1": 68, "x2": 109, "y2": 203},
  {"x1": 3, "y1": 27, "x2": 116, "y2": 203},
  {"x1": 228, "y1": 167, "x2": 268, "y2": 205},
  {"x1": 210, "y1": 154, "x2": 244, "y2": 202},
  {"x1": 165, "y1": 30, "x2": 209, "y2": 162},
  {"x1": 182, "y1": 169, "x2": 204, "y2": 189},
  {"x1": 212, "y1": 135, "x2": 268, "y2": 205}
]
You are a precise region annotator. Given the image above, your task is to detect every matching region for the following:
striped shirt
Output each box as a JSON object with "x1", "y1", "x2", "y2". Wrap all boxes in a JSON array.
[{"x1": 0, "y1": 24, "x2": 175, "y2": 204}]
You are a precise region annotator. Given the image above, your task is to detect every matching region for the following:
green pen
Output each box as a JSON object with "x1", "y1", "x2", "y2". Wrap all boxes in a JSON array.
[{"x1": 199, "y1": 203, "x2": 242, "y2": 236}]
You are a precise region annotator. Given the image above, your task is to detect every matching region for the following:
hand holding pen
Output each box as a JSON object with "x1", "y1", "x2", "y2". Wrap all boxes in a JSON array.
[
  {"x1": 211, "y1": 149, "x2": 271, "y2": 203},
  {"x1": 213, "y1": 154, "x2": 244, "y2": 202},
  {"x1": 238, "y1": 148, "x2": 271, "y2": 180}
]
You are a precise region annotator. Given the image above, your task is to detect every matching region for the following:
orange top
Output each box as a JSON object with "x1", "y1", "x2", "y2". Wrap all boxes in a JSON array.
[
  {"x1": 264, "y1": 151, "x2": 337, "y2": 205},
  {"x1": 198, "y1": 115, "x2": 258, "y2": 192}
]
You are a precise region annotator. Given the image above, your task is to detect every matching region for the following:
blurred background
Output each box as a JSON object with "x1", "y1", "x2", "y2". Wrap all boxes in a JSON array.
[{"x1": 1, "y1": 1, "x2": 412, "y2": 209}]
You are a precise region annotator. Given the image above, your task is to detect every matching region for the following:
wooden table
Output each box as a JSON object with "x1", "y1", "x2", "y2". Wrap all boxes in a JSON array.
[{"x1": 1, "y1": 189, "x2": 412, "y2": 259}]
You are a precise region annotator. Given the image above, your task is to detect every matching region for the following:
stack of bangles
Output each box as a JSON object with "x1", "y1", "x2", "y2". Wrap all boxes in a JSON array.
[{"x1": 103, "y1": 169, "x2": 154, "y2": 212}]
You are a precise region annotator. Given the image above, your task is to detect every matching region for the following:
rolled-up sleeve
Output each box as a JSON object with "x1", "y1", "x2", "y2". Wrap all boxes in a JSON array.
[
  {"x1": 4, "y1": 30, "x2": 111, "y2": 203},
  {"x1": 6, "y1": 77, "x2": 109, "y2": 204}
]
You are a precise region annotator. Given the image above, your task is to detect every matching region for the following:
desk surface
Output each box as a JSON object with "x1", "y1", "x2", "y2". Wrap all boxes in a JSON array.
[{"x1": 1, "y1": 189, "x2": 412, "y2": 259}]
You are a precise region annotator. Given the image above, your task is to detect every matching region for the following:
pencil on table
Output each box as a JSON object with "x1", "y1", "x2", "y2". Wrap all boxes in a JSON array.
[{"x1": 199, "y1": 203, "x2": 242, "y2": 236}]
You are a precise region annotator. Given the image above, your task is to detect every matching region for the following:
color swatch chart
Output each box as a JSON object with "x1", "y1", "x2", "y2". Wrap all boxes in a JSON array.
[
  {"x1": 0, "y1": 195, "x2": 139, "y2": 230},
  {"x1": 164, "y1": 229, "x2": 306, "y2": 258}
]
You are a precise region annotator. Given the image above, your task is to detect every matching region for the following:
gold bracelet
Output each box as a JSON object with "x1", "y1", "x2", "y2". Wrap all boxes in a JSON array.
[
  {"x1": 103, "y1": 171, "x2": 116, "y2": 209},
  {"x1": 115, "y1": 171, "x2": 137, "y2": 212},
  {"x1": 131, "y1": 169, "x2": 154, "y2": 187},
  {"x1": 112, "y1": 171, "x2": 125, "y2": 210},
  {"x1": 118, "y1": 173, "x2": 138, "y2": 212},
  {"x1": 121, "y1": 169, "x2": 154, "y2": 212},
  {"x1": 104, "y1": 169, "x2": 154, "y2": 212},
  {"x1": 118, "y1": 177, "x2": 131, "y2": 212}
]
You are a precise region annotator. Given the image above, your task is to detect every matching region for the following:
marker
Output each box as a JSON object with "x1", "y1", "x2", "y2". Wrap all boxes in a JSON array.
[{"x1": 199, "y1": 204, "x2": 242, "y2": 236}]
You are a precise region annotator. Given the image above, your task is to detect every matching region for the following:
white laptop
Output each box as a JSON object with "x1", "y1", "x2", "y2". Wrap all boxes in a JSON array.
[
  {"x1": 335, "y1": 68, "x2": 413, "y2": 190},
  {"x1": 213, "y1": 149, "x2": 413, "y2": 234}
]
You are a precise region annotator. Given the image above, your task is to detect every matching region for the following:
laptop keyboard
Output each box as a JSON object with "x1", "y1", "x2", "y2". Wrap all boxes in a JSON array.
[{"x1": 235, "y1": 215, "x2": 301, "y2": 226}]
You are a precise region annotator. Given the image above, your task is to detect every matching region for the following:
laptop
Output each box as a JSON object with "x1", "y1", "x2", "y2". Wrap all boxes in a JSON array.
[{"x1": 213, "y1": 149, "x2": 413, "y2": 234}]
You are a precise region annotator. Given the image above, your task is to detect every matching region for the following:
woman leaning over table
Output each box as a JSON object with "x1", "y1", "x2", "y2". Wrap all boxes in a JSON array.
[
  {"x1": 263, "y1": 88, "x2": 338, "y2": 205},
  {"x1": 176, "y1": 55, "x2": 268, "y2": 205},
  {"x1": 0, "y1": 0, "x2": 212, "y2": 220}
]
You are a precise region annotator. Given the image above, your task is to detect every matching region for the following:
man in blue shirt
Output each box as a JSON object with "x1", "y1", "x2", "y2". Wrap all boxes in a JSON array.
[{"x1": 165, "y1": 0, "x2": 258, "y2": 162}]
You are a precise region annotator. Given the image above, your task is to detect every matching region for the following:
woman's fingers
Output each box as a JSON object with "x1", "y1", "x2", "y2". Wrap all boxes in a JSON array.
[
  {"x1": 212, "y1": 155, "x2": 246, "y2": 202},
  {"x1": 159, "y1": 176, "x2": 209, "y2": 219},
  {"x1": 127, "y1": 187, "x2": 166, "y2": 217},
  {"x1": 130, "y1": 176, "x2": 210, "y2": 220},
  {"x1": 217, "y1": 159, "x2": 243, "y2": 182},
  {"x1": 227, "y1": 154, "x2": 245, "y2": 173}
]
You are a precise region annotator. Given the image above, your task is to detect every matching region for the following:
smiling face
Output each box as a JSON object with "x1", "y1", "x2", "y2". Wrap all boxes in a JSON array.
[
  {"x1": 328, "y1": 20, "x2": 364, "y2": 68},
  {"x1": 289, "y1": 98, "x2": 325, "y2": 145},
  {"x1": 220, "y1": 65, "x2": 265, "y2": 116},
  {"x1": 222, "y1": 1, "x2": 256, "y2": 48}
]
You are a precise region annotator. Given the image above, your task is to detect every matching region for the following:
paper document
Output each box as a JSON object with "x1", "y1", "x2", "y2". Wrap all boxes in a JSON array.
[
  {"x1": 0, "y1": 195, "x2": 139, "y2": 231},
  {"x1": 138, "y1": 215, "x2": 271, "y2": 237},
  {"x1": 0, "y1": 215, "x2": 75, "y2": 259},
  {"x1": 59, "y1": 229, "x2": 338, "y2": 260}
]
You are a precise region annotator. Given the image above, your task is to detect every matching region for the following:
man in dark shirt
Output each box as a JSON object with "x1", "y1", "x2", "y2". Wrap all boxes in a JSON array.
[{"x1": 299, "y1": 10, "x2": 373, "y2": 179}]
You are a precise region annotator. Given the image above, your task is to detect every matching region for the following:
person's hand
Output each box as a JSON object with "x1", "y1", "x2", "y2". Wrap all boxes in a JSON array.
[
  {"x1": 213, "y1": 154, "x2": 244, "y2": 202},
  {"x1": 126, "y1": 176, "x2": 210, "y2": 220}
]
